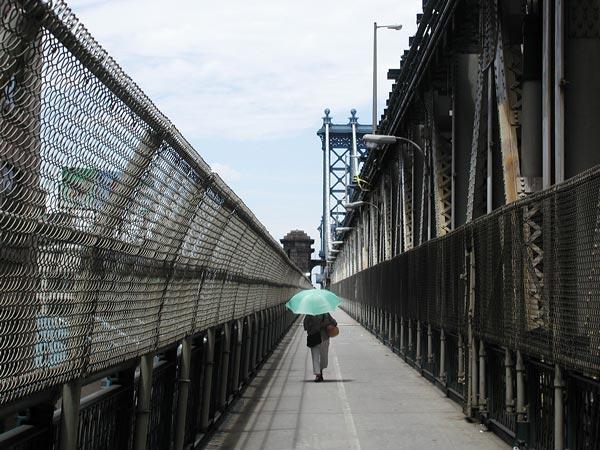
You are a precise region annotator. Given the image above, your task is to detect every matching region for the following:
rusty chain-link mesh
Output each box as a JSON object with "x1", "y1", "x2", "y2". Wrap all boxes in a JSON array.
[
  {"x1": 0, "y1": 0, "x2": 311, "y2": 406},
  {"x1": 332, "y1": 165, "x2": 600, "y2": 375}
]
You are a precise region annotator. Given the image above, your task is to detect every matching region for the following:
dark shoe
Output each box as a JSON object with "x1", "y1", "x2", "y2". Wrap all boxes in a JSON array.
[{"x1": 314, "y1": 374, "x2": 323, "y2": 382}]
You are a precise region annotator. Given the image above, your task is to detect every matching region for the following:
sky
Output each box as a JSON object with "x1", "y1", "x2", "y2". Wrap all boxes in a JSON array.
[{"x1": 67, "y1": 0, "x2": 422, "y2": 258}]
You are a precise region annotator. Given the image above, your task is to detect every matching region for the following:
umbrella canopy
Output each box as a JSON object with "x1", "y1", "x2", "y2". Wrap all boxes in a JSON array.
[{"x1": 285, "y1": 289, "x2": 342, "y2": 315}]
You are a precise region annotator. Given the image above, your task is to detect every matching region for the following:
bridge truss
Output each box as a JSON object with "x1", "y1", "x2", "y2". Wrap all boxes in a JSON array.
[{"x1": 330, "y1": 1, "x2": 600, "y2": 449}]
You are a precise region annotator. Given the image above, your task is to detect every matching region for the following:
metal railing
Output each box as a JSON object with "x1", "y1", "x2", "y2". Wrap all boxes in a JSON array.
[
  {"x1": 0, "y1": 0, "x2": 310, "y2": 447},
  {"x1": 332, "y1": 164, "x2": 600, "y2": 450}
]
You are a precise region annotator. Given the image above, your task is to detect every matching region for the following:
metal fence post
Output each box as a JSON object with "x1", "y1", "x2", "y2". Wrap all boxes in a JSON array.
[
  {"x1": 394, "y1": 314, "x2": 399, "y2": 349},
  {"x1": 242, "y1": 317, "x2": 252, "y2": 382},
  {"x1": 458, "y1": 333, "x2": 464, "y2": 383},
  {"x1": 408, "y1": 318, "x2": 413, "y2": 354},
  {"x1": 400, "y1": 316, "x2": 405, "y2": 355},
  {"x1": 133, "y1": 353, "x2": 154, "y2": 450},
  {"x1": 251, "y1": 312, "x2": 259, "y2": 370},
  {"x1": 505, "y1": 348, "x2": 514, "y2": 415},
  {"x1": 200, "y1": 328, "x2": 215, "y2": 431},
  {"x1": 258, "y1": 310, "x2": 265, "y2": 362},
  {"x1": 427, "y1": 324, "x2": 433, "y2": 366},
  {"x1": 479, "y1": 340, "x2": 487, "y2": 417},
  {"x1": 416, "y1": 320, "x2": 422, "y2": 367},
  {"x1": 439, "y1": 329, "x2": 446, "y2": 385},
  {"x1": 174, "y1": 336, "x2": 192, "y2": 450},
  {"x1": 554, "y1": 364, "x2": 565, "y2": 450},
  {"x1": 59, "y1": 380, "x2": 81, "y2": 450},
  {"x1": 218, "y1": 324, "x2": 231, "y2": 411},
  {"x1": 516, "y1": 351, "x2": 526, "y2": 423},
  {"x1": 231, "y1": 320, "x2": 243, "y2": 395}
]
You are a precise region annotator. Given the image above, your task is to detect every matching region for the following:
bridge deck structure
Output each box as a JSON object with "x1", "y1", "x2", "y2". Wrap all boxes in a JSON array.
[{"x1": 204, "y1": 310, "x2": 507, "y2": 450}]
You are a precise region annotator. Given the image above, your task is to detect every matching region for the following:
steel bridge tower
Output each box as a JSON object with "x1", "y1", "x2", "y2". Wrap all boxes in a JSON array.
[{"x1": 317, "y1": 108, "x2": 370, "y2": 282}]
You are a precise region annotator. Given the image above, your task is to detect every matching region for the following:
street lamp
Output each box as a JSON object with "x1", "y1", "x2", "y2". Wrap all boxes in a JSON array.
[
  {"x1": 362, "y1": 134, "x2": 424, "y2": 158},
  {"x1": 343, "y1": 201, "x2": 380, "y2": 210},
  {"x1": 373, "y1": 22, "x2": 403, "y2": 133}
]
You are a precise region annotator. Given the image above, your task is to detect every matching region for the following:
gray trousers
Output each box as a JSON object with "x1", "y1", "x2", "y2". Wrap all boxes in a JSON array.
[{"x1": 310, "y1": 338, "x2": 330, "y2": 375}]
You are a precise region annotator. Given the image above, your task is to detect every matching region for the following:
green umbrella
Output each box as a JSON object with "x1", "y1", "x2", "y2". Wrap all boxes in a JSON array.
[{"x1": 285, "y1": 289, "x2": 342, "y2": 315}]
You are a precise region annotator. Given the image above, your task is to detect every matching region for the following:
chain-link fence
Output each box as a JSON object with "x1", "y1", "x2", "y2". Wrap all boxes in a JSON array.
[
  {"x1": 332, "y1": 163, "x2": 600, "y2": 375},
  {"x1": 0, "y1": 0, "x2": 310, "y2": 407}
]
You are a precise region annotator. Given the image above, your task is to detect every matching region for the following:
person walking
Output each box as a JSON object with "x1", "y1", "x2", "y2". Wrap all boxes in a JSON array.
[{"x1": 303, "y1": 313, "x2": 337, "y2": 382}]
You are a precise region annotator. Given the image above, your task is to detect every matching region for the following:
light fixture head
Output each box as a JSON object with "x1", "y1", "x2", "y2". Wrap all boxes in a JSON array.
[
  {"x1": 343, "y1": 201, "x2": 367, "y2": 209},
  {"x1": 362, "y1": 134, "x2": 398, "y2": 147}
]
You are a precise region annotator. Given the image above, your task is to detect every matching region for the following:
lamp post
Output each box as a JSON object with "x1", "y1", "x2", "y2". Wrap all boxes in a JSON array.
[{"x1": 373, "y1": 22, "x2": 403, "y2": 133}]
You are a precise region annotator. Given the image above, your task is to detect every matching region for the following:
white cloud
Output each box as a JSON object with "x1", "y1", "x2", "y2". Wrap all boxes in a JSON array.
[
  {"x1": 66, "y1": 0, "x2": 423, "y2": 250},
  {"x1": 210, "y1": 162, "x2": 242, "y2": 184},
  {"x1": 69, "y1": 0, "x2": 422, "y2": 140}
]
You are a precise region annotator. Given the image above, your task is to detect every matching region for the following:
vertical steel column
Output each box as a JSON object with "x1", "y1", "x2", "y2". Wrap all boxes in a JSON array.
[
  {"x1": 439, "y1": 329, "x2": 446, "y2": 384},
  {"x1": 400, "y1": 316, "x2": 406, "y2": 355},
  {"x1": 218, "y1": 325, "x2": 231, "y2": 411},
  {"x1": 350, "y1": 111, "x2": 359, "y2": 181},
  {"x1": 174, "y1": 337, "x2": 192, "y2": 450},
  {"x1": 59, "y1": 380, "x2": 81, "y2": 450},
  {"x1": 269, "y1": 308, "x2": 274, "y2": 351},
  {"x1": 258, "y1": 311, "x2": 265, "y2": 363},
  {"x1": 469, "y1": 339, "x2": 479, "y2": 416},
  {"x1": 458, "y1": 333, "x2": 464, "y2": 383},
  {"x1": 516, "y1": 351, "x2": 526, "y2": 422},
  {"x1": 323, "y1": 110, "x2": 332, "y2": 261},
  {"x1": 487, "y1": 67, "x2": 494, "y2": 213},
  {"x1": 394, "y1": 315, "x2": 399, "y2": 349},
  {"x1": 542, "y1": 0, "x2": 553, "y2": 188},
  {"x1": 388, "y1": 313, "x2": 393, "y2": 344},
  {"x1": 408, "y1": 318, "x2": 413, "y2": 354},
  {"x1": 554, "y1": 0, "x2": 564, "y2": 184},
  {"x1": 416, "y1": 320, "x2": 422, "y2": 367},
  {"x1": 242, "y1": 318, "x2": 252, "y2": 382},
  {"x1": 479, "y1": 340, "x2": 486, "y2": 415},
  {"x1": 200, "y1": 328, "x2": 215, "y2": 431},
  {"x1": 133, "y1": 354, "x2": 154, "y2": 450},
  {"x1": 251, "y1": 313, "x2": 259, "y2": 371},
  {"x1": 427, "y1": 324, "x2": 433, "y2": 367},
  {"x1": 505, "y1": 349, "x2": 515, "y2": 414},
  {"x1": 232, "y1": 320, "x2": 243, "y2": 395},
  {"x1": 554, "y1": 365, "x2": 565, "y2": 450},
  {"x1": 468, "y1": 248, "x2": 478, "y2": 416}
]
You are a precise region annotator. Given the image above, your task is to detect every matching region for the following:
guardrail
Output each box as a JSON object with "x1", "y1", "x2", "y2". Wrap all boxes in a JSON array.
[
  {"x1": 332, "y1": 164, "x2": 600, "y2": 450},
  {"x1": 0, "y1": 0, "x2": 310, "y2": 448}
]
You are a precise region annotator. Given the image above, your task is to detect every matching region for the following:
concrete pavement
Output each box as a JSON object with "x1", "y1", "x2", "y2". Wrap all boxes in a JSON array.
[{"x1": 203, "y1": 310, "x2": 508, "y2": 450}]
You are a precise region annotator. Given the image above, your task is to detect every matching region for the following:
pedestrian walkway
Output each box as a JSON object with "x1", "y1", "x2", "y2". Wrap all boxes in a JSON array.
[{"x1": 203, "y1": 310, "x2": 508, "y2": 450}]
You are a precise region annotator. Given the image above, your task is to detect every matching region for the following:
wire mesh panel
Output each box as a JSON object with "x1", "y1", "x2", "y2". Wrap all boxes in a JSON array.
[
  {"x1": 184, "y1": 342, "x2": 204, "y2": 448},
  {"x1": 445, "y1": 333, "x2": 465, "y2": 400},
  {"x1": 0, "y1": 0, "x2": 310, "y2": 409},
  {"x1": 146, "y1": 360, "x2": 176, "y2": 450},
  {"x1": 486, "y1": 346, "x2": 516, "y2": 436},
  {"x1": 75, "y1": 385, "x2": 133, "y2": 450},
  {"x1": 567, "y1": 374, "x2": 600, "y2": 450},
  {"x1": 527, "y1": 360, "x2": 555, "y2": 450},
  {"x1": 332, "y1": 166, "x2": 600, "y2": 374}
]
